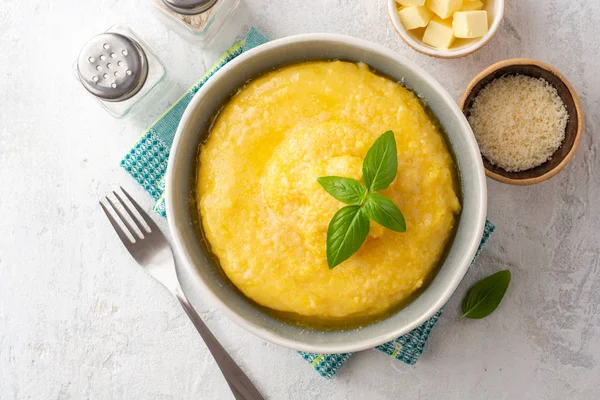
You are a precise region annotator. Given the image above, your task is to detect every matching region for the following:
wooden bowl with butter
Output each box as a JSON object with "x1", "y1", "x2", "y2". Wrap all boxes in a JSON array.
[{"x1": 459, "y1": 58, "x2": 584, "y2": 185}]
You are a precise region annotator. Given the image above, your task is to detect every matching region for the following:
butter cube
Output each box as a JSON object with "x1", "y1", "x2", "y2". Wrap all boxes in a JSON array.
[
  {"x1": 461, "y1": 0, "x2": 484, "y2": 11},
  {"x1": 425, "y1": 0, "x2": 463, "y2": 19},
  {"x1": 395, "y1": 0, "x2": 426, "y2": 6},
  {"x1": 422, "y1": 18, "x2": 455, "y2": 49},
  {"x1": 452, "y1": 10, "x2": 489, "y2": 38},
  {"x1": 398, "y1": 6, "x2": 433, "y2": 30}
]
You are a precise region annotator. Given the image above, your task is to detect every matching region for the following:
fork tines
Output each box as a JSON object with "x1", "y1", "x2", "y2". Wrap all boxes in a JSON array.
[{"x1": 100, "y1": 187, "x2": 156, "y2": 244}]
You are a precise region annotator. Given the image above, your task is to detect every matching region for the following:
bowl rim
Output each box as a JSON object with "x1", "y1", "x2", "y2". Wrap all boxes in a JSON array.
[
  {"x1": 165, "y1": 33, "x2": 487, "y2": 353},
  {"x1": 459, "y1": 58, "x2": 585, "y2": 185},
  {"x1": 387, "y1": 0, "x2": 505, "y2": 59}
]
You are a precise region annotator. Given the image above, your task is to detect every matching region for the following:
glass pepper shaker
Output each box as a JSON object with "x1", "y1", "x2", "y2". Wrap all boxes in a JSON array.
[
  {"x1": 153, "y1": 0, "x2": 240, "y2": 44},
  {"x1": 75, "y1": 25, "x2": 166, "y2": 118}
]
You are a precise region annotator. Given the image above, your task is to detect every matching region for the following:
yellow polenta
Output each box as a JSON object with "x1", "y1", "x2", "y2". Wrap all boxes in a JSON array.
[{"x1": 197, "y1": 61, "x2": 460, "y2": 322}]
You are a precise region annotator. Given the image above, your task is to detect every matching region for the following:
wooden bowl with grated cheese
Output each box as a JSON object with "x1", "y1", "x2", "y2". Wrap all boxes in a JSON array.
[{"x1": 459, "y1": 58, "x2": 584, "y2": 185}]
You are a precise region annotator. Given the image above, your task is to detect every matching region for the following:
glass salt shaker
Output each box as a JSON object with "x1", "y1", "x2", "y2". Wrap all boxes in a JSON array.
[
  {"x1": 153, "y1": 0, "x2": 240, "y2": 44},
  {"x1": 75, "y1": 25, "x2": 166, "y2": 118}
]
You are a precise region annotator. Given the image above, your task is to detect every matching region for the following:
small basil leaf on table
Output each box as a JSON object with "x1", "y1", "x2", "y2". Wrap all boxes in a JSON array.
[
  {"x1": 326, "y1": 205, "x2": 370, "y2": 269},
  {"x1": 363, "y1": 192, "x2": 406, "y2": 232},
  {"x1": 460, "y1": 270, "x2": 511, "y2": 319},
  {"x1": 362, "y1": 130, "x2": 398, "y2": 192},
  {"x1": 317, "y1": 176, "x2": 367, "y2": 205}
]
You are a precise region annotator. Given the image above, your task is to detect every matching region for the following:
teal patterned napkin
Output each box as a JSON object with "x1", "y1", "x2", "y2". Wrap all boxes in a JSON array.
[{"x1": 121, "y1": 28, "x2": 495, "y2": 379}]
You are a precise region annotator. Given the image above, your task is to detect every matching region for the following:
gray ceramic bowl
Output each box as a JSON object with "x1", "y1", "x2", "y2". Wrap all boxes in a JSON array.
[{"x1": 166, "y1": 34, "x2": 487, "y2": 354}]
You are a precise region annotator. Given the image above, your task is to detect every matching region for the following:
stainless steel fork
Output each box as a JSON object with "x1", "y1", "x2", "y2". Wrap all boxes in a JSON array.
[{"x1": 100, "y1": 187, "x2": 264, "y2": 400}]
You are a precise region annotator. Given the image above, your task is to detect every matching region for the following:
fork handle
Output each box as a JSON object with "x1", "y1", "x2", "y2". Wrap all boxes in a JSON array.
[{"x1": 175, "y1": 289, "x2": 264, "y2": 400}]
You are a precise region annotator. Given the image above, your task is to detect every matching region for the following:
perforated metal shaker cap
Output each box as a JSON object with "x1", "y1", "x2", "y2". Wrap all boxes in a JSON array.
[
  {"x1": 77, "y1": 33, "x2": 148, "y2": 102},
  {"x1": 162, "y1": 0, "x2": 218, "y2": 15}
]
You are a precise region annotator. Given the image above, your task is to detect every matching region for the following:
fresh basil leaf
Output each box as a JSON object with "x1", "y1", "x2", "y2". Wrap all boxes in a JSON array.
[
  {"x1": 317, "y1": 176, "x2": 367, "y2": 205},
  {"x1": 460, "y1": 270, "x2": 511, "y2": 319},
  {"x1": 363, "y1": 193, "x2": 406, "y2": 232},
  {"x1": 326, "y1": 205, "x2": 370, "y2": 269},
  {"x1": 362, "y1": 130, "x2": 398, "y2": 192}
]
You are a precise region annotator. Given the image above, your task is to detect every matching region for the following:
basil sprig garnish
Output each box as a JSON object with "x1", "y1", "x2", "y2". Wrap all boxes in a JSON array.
[{"x1": 318, "y1": 131, "x2": 406, "y2": 269}]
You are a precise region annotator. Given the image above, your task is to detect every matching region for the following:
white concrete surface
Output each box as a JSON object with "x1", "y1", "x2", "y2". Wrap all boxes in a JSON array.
[{"x1": 1, "y1": 1, "x2": 599, "y2": 399}]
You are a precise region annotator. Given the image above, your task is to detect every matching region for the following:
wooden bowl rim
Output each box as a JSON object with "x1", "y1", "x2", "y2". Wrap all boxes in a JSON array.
[
  {"x1": 459, "y1": 58, "x2": 584, "y2": 185},
  {"x1": 387, "y1": 0, "x2": 505, "y2": 59}
]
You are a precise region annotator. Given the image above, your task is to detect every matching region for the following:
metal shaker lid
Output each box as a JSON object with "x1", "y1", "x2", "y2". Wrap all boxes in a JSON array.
[
  {"x1": 161, "y1": 0, "x2": 218, "y2": 15},
  {"x1": 77, "y1": 33, "x2": 148, "y2": 102}
]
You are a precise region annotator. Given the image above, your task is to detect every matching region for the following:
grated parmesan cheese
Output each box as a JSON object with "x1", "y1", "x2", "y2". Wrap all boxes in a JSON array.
[{"x1": 468, "y1": 75, "x2": 569, "y2": 172}]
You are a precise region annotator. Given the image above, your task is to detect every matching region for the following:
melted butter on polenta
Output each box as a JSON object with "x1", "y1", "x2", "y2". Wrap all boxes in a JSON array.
[{"x1": 197, "y1": 61, "x2": 460, "y2": 322}]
